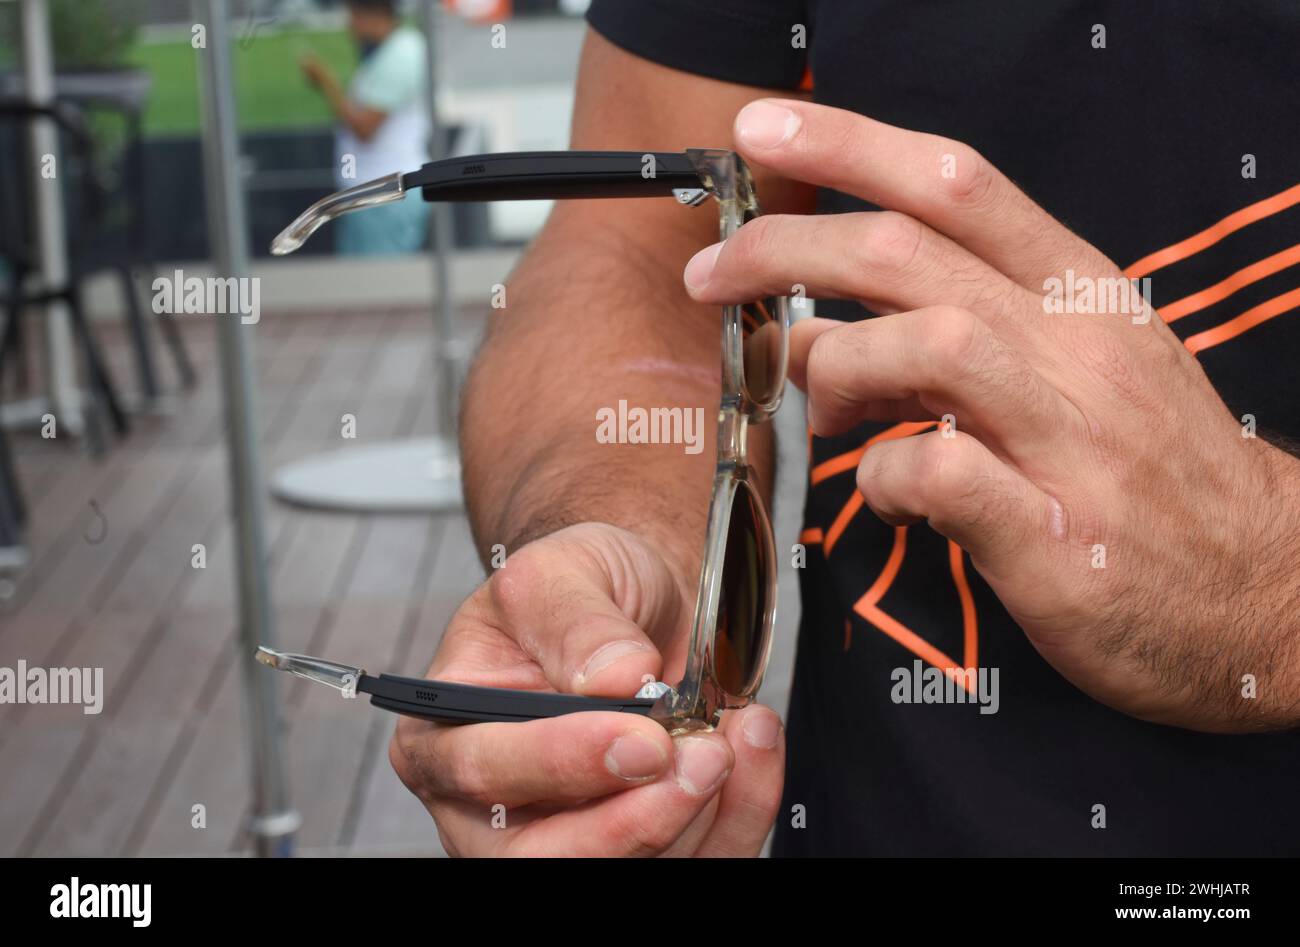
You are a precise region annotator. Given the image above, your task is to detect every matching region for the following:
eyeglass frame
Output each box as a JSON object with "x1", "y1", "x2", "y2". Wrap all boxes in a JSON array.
[{"x1": 262, "y1": 148, "x2": 790, "y2": 733}]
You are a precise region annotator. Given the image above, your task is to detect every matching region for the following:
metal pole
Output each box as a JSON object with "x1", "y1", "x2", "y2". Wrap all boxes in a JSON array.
[
  {"x1": 193, "y1": 0, "x2": 299, "y2": 857},
  {"x1": 266, "y1": 0, "x2": 463, "y2": 513},
  {"x1": 420, "y1": 0, "x2": 462, "y2": 451},
  {"x1": 19, "y1": 0, "x2": 81, "y2": 432}
]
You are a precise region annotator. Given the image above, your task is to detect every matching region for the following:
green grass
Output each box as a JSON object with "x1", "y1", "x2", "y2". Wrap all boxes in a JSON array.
[{"x1": 126, "y1": 28, "x2": 358, "y2": 136}]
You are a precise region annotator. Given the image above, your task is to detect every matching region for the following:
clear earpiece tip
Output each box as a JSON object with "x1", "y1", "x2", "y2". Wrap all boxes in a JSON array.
[{"x1": 268, "y1": 171, "x2": 407, "y2": 256}]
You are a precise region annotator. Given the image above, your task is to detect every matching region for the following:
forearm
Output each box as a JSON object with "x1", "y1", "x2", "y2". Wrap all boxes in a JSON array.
[
  {"x1": 318, "y1": 77, "x2": 383, "y2": 142},
  {"x1": 460, "y1": 204, "x2": 773, "y2": 592},
  {"x1": 459, "y1": 27, "x2": 809, "y2": 590}
]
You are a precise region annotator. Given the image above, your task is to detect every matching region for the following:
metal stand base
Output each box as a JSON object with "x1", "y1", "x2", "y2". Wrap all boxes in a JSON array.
[
  {"x1": 270, "y1": 437, "x2": 463, "y2": 513},
  {"x1": 1, "y1": 394, "x2": 86, "y2": 436}
]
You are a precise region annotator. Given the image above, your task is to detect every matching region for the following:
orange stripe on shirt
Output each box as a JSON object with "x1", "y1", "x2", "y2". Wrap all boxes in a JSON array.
[
  {"x1": 810, "y1": 421, "x2": 937, "y2": 485},
  {"x1": 823, "y1": 490, "x2": 865, "y2": 554},
  {"x1": 1125, "y1": 182, "x2": 1300, "y2": 279},
  {"x1": 1183, "y1": 285, "x2": 1300, "y2": 355},
  {"x1": 853, "y1": 527, "x2": 970, "y2": 692},
  {"x1": 1160, "y1": 243, "x2": 1300, "y2": 323},
  {"x1": 948, "y1": 541, "x2": 979, "y2": 670}
]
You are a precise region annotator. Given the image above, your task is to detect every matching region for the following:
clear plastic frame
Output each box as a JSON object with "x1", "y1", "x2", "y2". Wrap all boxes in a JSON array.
[
  {"x1": 653, "y1": 150, "x2": 788, "y2": 731},
  {"x1": 261, "y1": 150, "x2": 790, "y2": 733}
]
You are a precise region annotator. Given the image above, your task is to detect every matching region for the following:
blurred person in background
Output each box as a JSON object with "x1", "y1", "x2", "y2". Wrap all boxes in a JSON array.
[{"x1": 300, "y1": 0, "x2": 429, "y2": 255}]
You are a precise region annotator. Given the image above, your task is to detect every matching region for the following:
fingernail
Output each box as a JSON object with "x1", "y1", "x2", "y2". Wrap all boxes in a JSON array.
[
  {"x1": 741, "y1": 707, "x2": 782, "y2": 749},
  {"x1": 605, "y1": 731, "x2": 668, "y2": 781},
  {"x1": 683, "y1": 242, "x2": 723, "y2": 292},
  {"x1": 674, "y1": 736, "x2": 731, "y2": 796},
  {"x1": 577, "y1": 640, "x2": 648, "y2": 687},
  {"x1": 736, "y1": 101, "x2": 801, "y2": 150}
]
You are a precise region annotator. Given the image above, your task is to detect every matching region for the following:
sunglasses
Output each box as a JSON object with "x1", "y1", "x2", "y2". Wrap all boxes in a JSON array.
[{"x1": 260, "y1": 149, "x2": 790, "y2": 732}]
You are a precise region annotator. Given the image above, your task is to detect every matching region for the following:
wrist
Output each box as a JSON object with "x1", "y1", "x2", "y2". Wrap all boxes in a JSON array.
[{"x1": 1222, "y1": 441, "x2": 1300, "y2": 729}]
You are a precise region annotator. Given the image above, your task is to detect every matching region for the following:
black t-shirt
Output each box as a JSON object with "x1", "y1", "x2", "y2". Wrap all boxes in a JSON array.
[{"x1": 587, "y1": 0, "x2": 1300, "y2": 855}]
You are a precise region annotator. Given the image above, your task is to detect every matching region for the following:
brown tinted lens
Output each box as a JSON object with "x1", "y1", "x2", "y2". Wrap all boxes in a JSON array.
[
  {"x1": 739, "y1": 209, "x2": 782, "y2": 405},
  {"x1": 740, "y1": 297, "x2": 782, "y2": 405},
  {"x1": 712, "y1": 481, "x2": 770, "y2": 697}
]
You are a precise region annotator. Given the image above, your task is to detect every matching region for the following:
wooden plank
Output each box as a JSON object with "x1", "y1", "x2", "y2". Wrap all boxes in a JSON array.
[
  {"x1": 127, "y1": 605, "x2": 322, "y2": 856},
  {"x1": 348, "y1": 513, "x2": 481, "y2": 854},
  {"x1": 0, "y1": 609, "x2": 170, "y2": 855},
  {"x1": 0, "y1": 725, "x2": 87, "y2": 856},
  {"x1": 124, "y1": 306, "x2": 400, "y2": 855},
  {"x1": 0, "y1": 451, "x2": 196, "y2": 670},
  {"x1": 5, "y1": 309, "x2": 339, "y2": 855},
  {"x1": 4, "y1": 305, "x2": 500, "y2": 856}
]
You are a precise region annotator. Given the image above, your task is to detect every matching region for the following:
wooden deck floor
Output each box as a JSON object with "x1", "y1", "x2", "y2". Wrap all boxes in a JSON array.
[
  {"x1": 0, "y1": 303, "x2": 803, "y2": 857},
  {"x1": 0, "y1": 306, "x2": 492, "y2": 856}
]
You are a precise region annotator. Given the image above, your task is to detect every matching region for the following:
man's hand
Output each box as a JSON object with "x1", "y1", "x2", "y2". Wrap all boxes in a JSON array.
[
  {"x1": 389, "y1": 523, "x2": 785, "y2": 856},
  {"x1": 298, "y1": 52, "x2": 336, "y2": 92},
  {"x1": 684, "y1": 99, "x2": 1300, "y2": 733},
  {"x1": 299, "y1": 52, "x2": 386, "y2": 141}
]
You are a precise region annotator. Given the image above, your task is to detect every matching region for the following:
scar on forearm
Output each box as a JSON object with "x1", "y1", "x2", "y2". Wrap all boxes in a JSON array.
[{"x1": 616, "y1": 357, "x2": 720, "y2": 394}]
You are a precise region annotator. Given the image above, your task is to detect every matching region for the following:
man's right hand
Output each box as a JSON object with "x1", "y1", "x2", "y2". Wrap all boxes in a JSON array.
[{"x1": 388, "y1": 523, "x2": 785, "y2": 856}]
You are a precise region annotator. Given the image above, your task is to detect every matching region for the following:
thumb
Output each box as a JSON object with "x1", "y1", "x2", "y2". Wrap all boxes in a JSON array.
[{"x1": 487, "y1": 526, "x2": 688, "y2": 697}]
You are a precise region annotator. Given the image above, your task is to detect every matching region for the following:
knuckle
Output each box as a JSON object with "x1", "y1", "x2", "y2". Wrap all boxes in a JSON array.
[
  {"x1": 387, "y1": 729, "x2": 418, "y2": 790},
  {"x1": 488, "y1": 541, "x2": 546, "y2": 622},
  {"x1": 807, "y1": 323, "x2": 867, "y2": 424},
  {"x1": 444, "y1": 740, "x2": 494, "y2": 805},
  {"x1": 937, "y1": 143, "x2": 998, "y2": 209},
  {"x1": 860, "y1": 211, "x2": 925, "y2": 274},
  {"x1": 911, "y1": 431, "x2": 964, "y2": 491},
  {"x1": 804, "y1": 324, "x2": 839, "y2": 384},
  {"x1": 909, "y1": 433, "x2": 989, "y2": 515},
  {"x1": 920, "y1": 305, "x2": 982, "y2": 372},
  {"x1": 431, "y1": 817, "x2": 464, "y2": 858},
  {"x1": 602, "y1": 800, "x2": 680, "y2": 857},
  {"x1": 805, "y1": 322, "x2": 853, "y2": 390},
  {"x1": 728, "y1": 214, "x2": 781, "y2": 273},
  {"x1": 856, "y1": 441, "x2": 899, "y2": 501},
  {"x1": 389, "y1": 721, "x2": 450, "y2": 804},
  {"x1": 734, "y1": 783, "x2": 784, "y2": 830}
]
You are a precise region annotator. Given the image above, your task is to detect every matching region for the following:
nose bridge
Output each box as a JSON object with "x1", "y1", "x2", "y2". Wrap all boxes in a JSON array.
[{"x1": 717, "y1": 403, "x2": 748, "y2": 467}]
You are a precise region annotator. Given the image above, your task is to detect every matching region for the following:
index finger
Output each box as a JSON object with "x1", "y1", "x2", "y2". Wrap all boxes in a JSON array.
[
  {"x1": 391, "y1": 711, "x2": 675, "y2": 809},
  {"x1": 733, "y1": 98, "x2": 1112, "y2": 287}
]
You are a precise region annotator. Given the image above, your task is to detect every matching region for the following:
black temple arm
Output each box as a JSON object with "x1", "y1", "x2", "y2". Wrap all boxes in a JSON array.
[
  {"x1": 358, "y1": 673, "x2": 655, "y2": 725},
  {"x1": 401, "y1": 150, "x2": 703, "y2": 202}
]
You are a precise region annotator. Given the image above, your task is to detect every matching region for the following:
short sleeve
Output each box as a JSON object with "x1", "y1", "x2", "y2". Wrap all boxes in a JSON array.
[
  {"x1": 586, "y1": 0, "x2": 809, "y2": 90},
  {"x1": 351, "y1": 28, "x2": 427, "y2": 113}
]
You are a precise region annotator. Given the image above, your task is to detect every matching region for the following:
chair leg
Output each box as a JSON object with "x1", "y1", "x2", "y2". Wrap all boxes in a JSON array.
[
  {"x1": 139, "y1": 263, "x2": 196, "y2": 390},
  {"x1": 0, "y1": 410, "x2": 26, "y2": 539},
  {"x1": 0, "y1": 263, "x2": 29, "y2": 394},
  {"x1": 0, "y1": 295, "x2": 21, "y2": 395},
  {"x1": 118, "y1": 264, "x2": 161, "y2": 403},
  {"x1": 66, "y1": 284, "x2": 129, "y2": 437},
  {"x1": 161, "y1": 316, "x2": 196, "y2": 390},
  {"x1": 158, "y1": 308, "x2": 197, "y2": 389}
]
